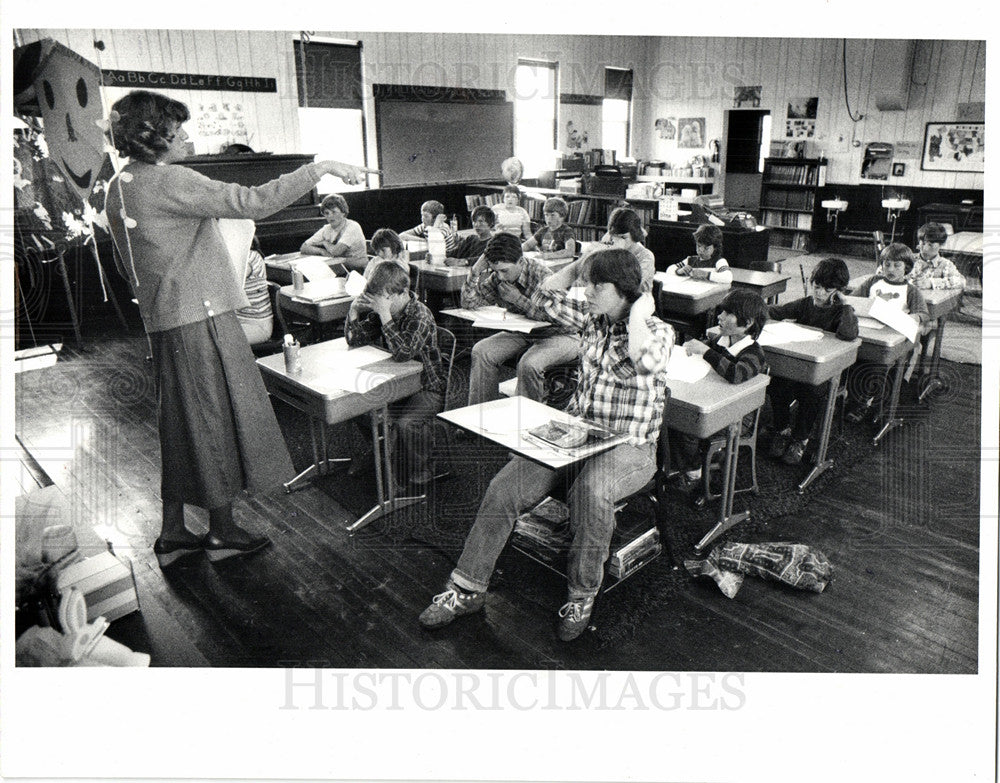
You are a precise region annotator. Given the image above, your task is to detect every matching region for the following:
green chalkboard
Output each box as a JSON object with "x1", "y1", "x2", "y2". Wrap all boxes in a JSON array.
[{"x1": 375, "y1": 85, "x2": 513, "y2": 185}]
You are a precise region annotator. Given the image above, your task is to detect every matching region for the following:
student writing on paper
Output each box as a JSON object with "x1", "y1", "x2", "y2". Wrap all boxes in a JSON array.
[
  {"x1": 345, "y1": 262, "x2": 446, "y2": 491},
  {"x1": 445, "y1": 206, "x2": 495, "y2": 267},
  {"x1": 669, "y1": 291, "x2": 769, "y2": 488},
  {"x1": 909, "y1": 222, "x2": 966, "y2": 291},
  {"x1": 521, "y1": 197, "x2": 577, "y2": 260},
  {"x1": 846, "y1": 244, "x2": 929, "y2": 422},
  {"x1": 767, "y1": 258, "x2": 859, "y2": 465},
  {"x1": 669, "y1": 224, "x2": 733, "y2": 284},
  {"x1": 103, "y1": 89, "x2": 374, "y2": 566},
  {"x1": 419, "y1": 249, "x2": 674, "y2": 642},
  {"x1": 461, "y1": 233, "x2": 578, "y2": 405},
  {"x1": 564, "y1": 207, "x2": 655, "y2": 292},
  {"x1": 299, "y1": 193, "x2": 369, "y2": 273}
]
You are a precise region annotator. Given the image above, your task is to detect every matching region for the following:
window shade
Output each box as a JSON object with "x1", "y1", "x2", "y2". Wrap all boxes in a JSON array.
[
  {"x1": 293, "y1": 40, "x2": 362, "y2": 110},
  {"x1": 604, "y1": 68, "x2": 633, "y2": 101}
]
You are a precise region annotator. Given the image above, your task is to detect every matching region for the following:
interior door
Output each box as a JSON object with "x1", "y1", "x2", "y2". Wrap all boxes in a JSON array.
[{"x1": 722, "y1": 109, "x2": 769, "y2": 211}]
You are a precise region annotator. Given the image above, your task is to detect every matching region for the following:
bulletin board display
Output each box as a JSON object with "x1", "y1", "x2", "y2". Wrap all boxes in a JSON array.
[{"x1": 374, "y1": 87, "x2": 513, "y2": 185}]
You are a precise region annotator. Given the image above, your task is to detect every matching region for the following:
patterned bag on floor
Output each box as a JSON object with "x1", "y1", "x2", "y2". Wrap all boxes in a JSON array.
[{"x1": 686, "y1": 541, "x2": 832, "y2": 598}]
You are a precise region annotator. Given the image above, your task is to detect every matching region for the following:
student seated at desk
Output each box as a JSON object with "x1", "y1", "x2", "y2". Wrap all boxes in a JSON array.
[
  {"x1": 670, "y1": 290, "x2": 769, "y2": 485},
  {"x1": 419, "y1": 248, "x2": 673, "y2": 641},
  {"x1": 491, "y1": 184, "x2": 532, "y2": 240},
  {"x1": 767, "y1": 258, "x2": 859, "y2": 464},
  {"x1": 235, "y1": 236, "x2": 274, "y2": 346},
  {"x1": 522, "y1": 196, "x2": 576, "y2": 260},
  {"x1": 562, "y1": 207, "x2": 655, "y2": 292},
  {"x1": 364, "y1": 228, "x2": 409, "y2": 280},
  {"x1": 909, "y1": 222, "x2": 966, "y2": 291},
  {"x1": 399, "y1": 199, "x2": 459, "y2": 254},
  {"x1": 462, "y1": 233, "x2": 579, "y2": 405},
  {"x1": 846, "y1": 243, "x2": 929, "y2": 420},
  {"x1": 444, "y1": 205, "x2": 495, "y2": 267},
  {"x1": 344, "y1": 262, "x2": 446, "y2": 490},
  {"x1": 668, "y1": 224, "x2": 733, "y2": 285},
  {"x1": 299, "y1": 193, "x2": 368, "y2": 273}
]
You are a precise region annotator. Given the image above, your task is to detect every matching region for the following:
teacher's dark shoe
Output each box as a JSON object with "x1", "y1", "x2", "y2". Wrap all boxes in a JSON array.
[
  {"x1": 153, "y1": 536, "x2": 205, "y2": 568},
  {"x1": 203, "y1": 533, "x2": 271, "y2": 563}
]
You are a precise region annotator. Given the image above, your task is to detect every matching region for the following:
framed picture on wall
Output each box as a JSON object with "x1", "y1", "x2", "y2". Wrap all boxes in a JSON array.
[{"x1": 921, "y1": 122, "x2": 984, "y2": 172}]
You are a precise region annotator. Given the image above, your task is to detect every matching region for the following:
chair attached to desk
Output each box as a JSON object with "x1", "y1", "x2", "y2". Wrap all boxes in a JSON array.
[{"x1": 695, "y1": 385, "x2": 765, "y2": 509}]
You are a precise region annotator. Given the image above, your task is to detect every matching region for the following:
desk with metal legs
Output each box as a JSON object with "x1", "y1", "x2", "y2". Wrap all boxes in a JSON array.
[
  {"x1": 730, "y1": 268, "x2": 791, "y2": 305},
  {"x1": 916, "y1": 287, "x2": 964, "y2": 402},
  {"x1": 857, "y1": 325, "x2": 913, "y2": 446},
  {"x1": 664, "y1": 373, "x2": 770, "y2": 553},
  {"x1": 760, "y1": 326, "x2": 861, "y2": 492},
  {"x1": 256, "y1": 339, "x2": 425, "y2": 532}
]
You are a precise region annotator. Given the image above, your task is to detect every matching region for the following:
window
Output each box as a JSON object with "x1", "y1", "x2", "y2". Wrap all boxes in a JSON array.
[
  {"x1": 602, "y1": 68, "x2": 633, "y2": 159},
  {"x1": 514, "y1": 59, "x2": 558, "y2": 177},
  {"x1": 293, "y1": 37, "x2": 368, "y2": 193}
]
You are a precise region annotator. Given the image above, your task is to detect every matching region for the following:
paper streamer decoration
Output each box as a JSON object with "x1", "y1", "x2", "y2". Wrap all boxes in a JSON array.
[{"x1": 57, "y1": 587, "x2": 108, "y2": 662}]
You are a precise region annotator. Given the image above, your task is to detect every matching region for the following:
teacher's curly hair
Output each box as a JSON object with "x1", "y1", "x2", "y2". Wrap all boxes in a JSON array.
[{"x1": 107, "y1": 90, "x2": 190, "y2": 164}]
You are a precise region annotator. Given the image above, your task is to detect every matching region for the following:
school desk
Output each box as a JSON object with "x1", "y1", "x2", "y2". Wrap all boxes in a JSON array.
[
  {"x1": 664, "y1": 373, "x2": 770, "y2": 552},
  {"x1": 730, "y1": 268, "x2": 791, "y2": 305},
  {"x1": 856, "y1": 323, "x2": 913, "y2": 446},
  {"x1": 652, "y1": 271, "x2": 732, "y2": 317},
  {"x1": 265, "y1": 252, "x2": 343, "y2": 285},
  {"x1": 438, "y1": 395, "x2": 630, "y2": 470},
  {"x1": 760, "y1": 325, "x2": 861, "y2": 492},
  {"x1": 916, "y1": 287, "x2": 964, "y2": 402},
  {"x1": 942, "y1": 231, "x2": 983, "y2": 294},
  {"x1": 277, "y1": 283, "x2": 355, "y2": 341},
  {"x1": 256, "y1": 338, "x2": 424, "y2": 533}
]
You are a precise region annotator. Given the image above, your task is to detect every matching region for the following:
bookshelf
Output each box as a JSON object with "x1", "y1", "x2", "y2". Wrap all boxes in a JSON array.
[{"x1": 759, "y1": 157, "x2": 826, "y2": 252}]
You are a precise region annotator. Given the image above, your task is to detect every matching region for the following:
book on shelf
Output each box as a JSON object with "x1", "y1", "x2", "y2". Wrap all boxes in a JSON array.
[
  {"x1": 610, "y1": 526, "x2": 660, "y2": 565},
  {"x1": 608, "y1": 541, "x2": 662, "y2": 580}
]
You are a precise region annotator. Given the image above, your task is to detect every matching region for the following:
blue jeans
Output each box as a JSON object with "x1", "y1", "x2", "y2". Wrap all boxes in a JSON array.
[
  {"x1": 467, "y1": 330, "x2": 579, "y2": 405},
  {"x1": 451, "y1": 442, "x2": 657, "y2": 599}
]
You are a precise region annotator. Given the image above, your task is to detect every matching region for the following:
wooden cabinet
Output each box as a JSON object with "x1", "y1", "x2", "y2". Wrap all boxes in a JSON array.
[{"x1": 758, "y1": 157, "x2": 826, "y2": 251}]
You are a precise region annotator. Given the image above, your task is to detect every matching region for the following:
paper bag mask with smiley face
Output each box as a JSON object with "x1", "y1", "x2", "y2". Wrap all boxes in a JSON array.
[{"x1": 34, "y1": 41, "x2": 107, "y2": 202}]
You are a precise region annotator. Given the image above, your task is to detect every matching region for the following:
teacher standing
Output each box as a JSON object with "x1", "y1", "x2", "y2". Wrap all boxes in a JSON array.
[{"x1": 104, "y1": 89, "x2": 374, "y2": 567}]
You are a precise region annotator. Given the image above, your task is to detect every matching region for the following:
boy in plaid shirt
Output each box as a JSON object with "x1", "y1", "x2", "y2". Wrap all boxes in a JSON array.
[
  {"x1": 420, "y1": 248, "x2": 674, "y2": 641},
  {"x1": 345, "y1": 262, "x2": 446, "y2": 490}
]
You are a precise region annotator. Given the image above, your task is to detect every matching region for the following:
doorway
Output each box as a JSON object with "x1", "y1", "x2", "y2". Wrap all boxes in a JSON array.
[{"x1": 722, "y1": 109, "x2": 770, "y2": 211}]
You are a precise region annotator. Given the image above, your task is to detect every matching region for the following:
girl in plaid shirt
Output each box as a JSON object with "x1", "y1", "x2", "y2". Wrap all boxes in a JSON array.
[
  {"x1": 420, "y1": 249, "x2": 673, "y2": 642},
  {"x1": 345, "y1": 262, "x2": 446, "y2": 490}
]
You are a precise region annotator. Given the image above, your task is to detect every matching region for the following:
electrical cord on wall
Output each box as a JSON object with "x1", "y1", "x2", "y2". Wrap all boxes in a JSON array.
[{"x1": 842, "y1": 39, "x2": 864, "y2": 123}]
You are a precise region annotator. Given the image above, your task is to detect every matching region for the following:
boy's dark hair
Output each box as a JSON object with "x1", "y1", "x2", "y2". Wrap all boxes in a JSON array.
[
  {"x1": 543, "y1": 197, "x2": 569, "y2": 217},
  {"x1": 502, "y1": 184, "x2": 521, "y2": 198},
  {"x1": 880, "y1": 242, "x2": 917, "y2": 273},
  {"x1": 370, "y1": 228, "x2": 403, "y2": 257},
  {"x1": 320, "y1": 193, "x2": 349, "y2": 215},
  {"x1": 365, "y1": 261, "x2": 410, "y2": 296},
  {"x1": 483, "y1": 232, "x2": 523, "y2": 265},
  {"x1": 719, "y1": 290, "x2": 769, "y2": 340},
  {"x1": 586, "y1": 248, "x2": 643, "y2": 305},
  {"x1": 693, "y1": 224, "x2": 724, "y2": 262},
  {"x1": 917, "y1": 222, "x2": 949, "y2": 245},
  {"x1": 420, "y1": 200, "x2": 445, "y2": 217},
  {"x1": 607, "y1": 207, "x2": 645, "y2": 242},
  {"x1": 810, "y1": 257, "x2": 851, "y2": 291},
  {"x1": 470, "y1": 205, "x2": 496, "y2": 226}
]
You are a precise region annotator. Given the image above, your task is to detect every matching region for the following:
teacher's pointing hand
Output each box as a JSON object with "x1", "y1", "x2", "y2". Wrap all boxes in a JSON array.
[{"x1": 317, "y1": 161, "x2": 380, "y2": 186}]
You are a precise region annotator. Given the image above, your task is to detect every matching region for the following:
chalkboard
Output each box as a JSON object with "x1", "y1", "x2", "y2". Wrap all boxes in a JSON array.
[{"x1": 375, "y1": 86, "x2": 513, "y2": 186}]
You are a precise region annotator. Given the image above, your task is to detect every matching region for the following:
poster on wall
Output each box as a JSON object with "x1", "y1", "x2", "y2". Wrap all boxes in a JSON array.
[
  {"x1": 655, "y1": 117, "x2": 677, "y2": 140},
  {"x1": 920, "y1": 122, "x2": 984, "y2": 172},
  {"x1": 195, "y1": 100, "x2": 250, "y2": 152},
  {"x1": 677, "y1": 117, "x2": 705, "y2": 148},
  {"x1": 559, "y1": 99, "x2": 601, "y2": 153},
  {"x1": 893, "y1": 141, "x2": 922, "y2": 160},
  {"x1": 785, "y1": 96, "x2": 817, "y2": 139},
  {"x1": 733, "y1": 86, "x2": 762, "y2": 108}
]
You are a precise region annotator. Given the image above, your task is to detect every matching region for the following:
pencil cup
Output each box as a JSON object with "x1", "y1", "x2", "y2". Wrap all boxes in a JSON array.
[
  {"x1": 292, "y1": 268, "x2": 305, "y2": 293},
  {"x1": 283, "y1": 343, "x2": 302, "y2": 374}
]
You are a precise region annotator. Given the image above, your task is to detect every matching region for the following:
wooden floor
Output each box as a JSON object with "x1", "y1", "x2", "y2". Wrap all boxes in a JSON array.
[{"x1": 14, "y1": 326, "x2": 981, "y2": 673}]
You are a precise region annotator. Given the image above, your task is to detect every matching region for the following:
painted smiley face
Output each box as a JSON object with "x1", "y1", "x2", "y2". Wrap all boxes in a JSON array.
[{"x1": 35, "y1": 44, "x2": 107, "y2": 201}]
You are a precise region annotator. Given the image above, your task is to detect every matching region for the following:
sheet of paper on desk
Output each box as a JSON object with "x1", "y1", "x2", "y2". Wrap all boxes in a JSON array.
[
  {"x1": 265, "y1": 251, "x2": 307, "y2": 265},
  {"x1": 292, "y1": 257, "x2": 337, "y2": 281},
  {"x1": 840, "y1": 295, "x2": 873, "y2": 317},
  {"x1": 868, "y1": 296, "x2": 919, "y2": 342},
  {"x1": 339, "y1": 344, "x2": 391, "y2": 368},
  {"x1": 345, "y1": 270, "x2": 366, "y2": 297},
  {"x1": 758, "y1": 321, "x2": 825, "y2": 345},
  {"x1": 292, "y1": 278, "x2": 348, "y2": 302},
  {"x1": 665, "y1": 350, "x2": 712, "y2": 383},
  {"x1": 470, "y1": 305, "x2": 548, "y2": 333},
  {"x1": 856, "y1": 316, "x2": 885, "y2": 330},
  {"x1": 653, "y1": 271, "x2": 722, "y2": 296},
  {"x1": 475, "y1": 400, "x2": 553, "y2": 436},
  {"x1": 313, "y1": 368, "x2": 392, "y2": 395}
]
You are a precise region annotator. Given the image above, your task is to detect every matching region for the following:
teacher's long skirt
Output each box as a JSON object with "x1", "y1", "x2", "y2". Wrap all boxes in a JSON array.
[{"x1": 150, "y1": 311, "x2": 294, "y2": 509}]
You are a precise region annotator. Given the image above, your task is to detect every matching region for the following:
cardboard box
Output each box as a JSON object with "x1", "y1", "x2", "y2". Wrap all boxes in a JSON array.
[{"x1": 55, "y1": 551, "x2": 139, "y2": 623}]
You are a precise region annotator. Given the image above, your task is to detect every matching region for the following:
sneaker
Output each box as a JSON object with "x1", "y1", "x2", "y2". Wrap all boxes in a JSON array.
[
  {"x1": 684, "y1": 468, "x2": 702, "y2": 481},
  {"x1": 418, "y1": 582, "x2": 486, "y2": 629},
  {"x1": 782, "y1": 439, "x2": 808, "y2": 465},
  {"x1": 557, "y1": 596, "x2": 595, "y2": 641},
  {"x1": 768, "y1": 431, "x2": 790, "y2": 459}
]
